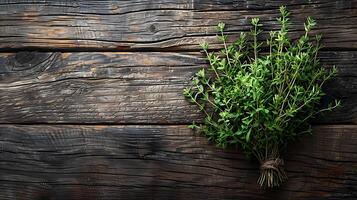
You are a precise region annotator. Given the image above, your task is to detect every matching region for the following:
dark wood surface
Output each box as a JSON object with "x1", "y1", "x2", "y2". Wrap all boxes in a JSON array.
[
  {"x1": 0, "y1": 51, "x2": 355, "y2": 124},
  {"x1": 0, "y1": 1, "x2": 356, "y2": 199},
  {"x1": 0, "y1": 0, "x2": 356, "y2": 51},
  {"x1": 0, "y1": 125, "x2": 356, "y2": 200}
]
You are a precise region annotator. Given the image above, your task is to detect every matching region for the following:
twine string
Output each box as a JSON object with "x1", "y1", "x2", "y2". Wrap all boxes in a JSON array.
[{"x1": 260, "y1": 158, "x2": 284, "y2": 171}]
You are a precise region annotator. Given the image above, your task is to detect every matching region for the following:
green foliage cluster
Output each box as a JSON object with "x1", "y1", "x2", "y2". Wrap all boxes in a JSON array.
[{"x1": 183, "y1": 6, "x2": 340, "y2": 188}]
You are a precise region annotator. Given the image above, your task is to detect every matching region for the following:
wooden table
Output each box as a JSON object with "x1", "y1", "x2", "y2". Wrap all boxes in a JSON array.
[{"x1": 0, "y1": 1, "x2": 356, "y2": 199}]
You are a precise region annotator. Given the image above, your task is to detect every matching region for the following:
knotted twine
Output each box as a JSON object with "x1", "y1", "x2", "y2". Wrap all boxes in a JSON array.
[{"x1": 260, "y1": 158, "x2": 284, "y2": 172}]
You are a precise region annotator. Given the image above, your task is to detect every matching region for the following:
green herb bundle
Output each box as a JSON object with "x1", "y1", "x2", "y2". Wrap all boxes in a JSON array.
[{"x1": 183, "y1": 6, "x2": 340, "y2": 189}]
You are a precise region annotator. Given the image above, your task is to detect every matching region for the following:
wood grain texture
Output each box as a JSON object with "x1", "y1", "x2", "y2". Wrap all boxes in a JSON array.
[
  {"x1": 0, "y1": 52, "x2": 204, "y2": 124},
  {"x1": 0, "y1": 125, "x2": 356, "y2": 200},
  {"x1": 0, "y1": 51, "x2": 355, "y2": 124},
  {"x1": 0, "y1": 0, "x2": 355, "y2": 50}
]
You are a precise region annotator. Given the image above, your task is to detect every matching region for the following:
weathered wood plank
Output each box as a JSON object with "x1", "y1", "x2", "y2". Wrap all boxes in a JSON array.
[
  {"x1": 0, "y1": 0, "x2": 356, "y2": 50},
  {"x1": 0, "y1": 125, "x2": 356, "y2": 200},
  {"x1": 0, "y1": 52, "x2": 204, "y2": 124},
  {"x1": 0, "y1": 51, "x2": 355, "y2": 124}
]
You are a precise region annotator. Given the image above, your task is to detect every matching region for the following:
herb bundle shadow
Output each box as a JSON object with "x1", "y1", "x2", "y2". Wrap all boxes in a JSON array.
[{"x1": 183, "y1": 6, "x2": 340, "y2": 189}]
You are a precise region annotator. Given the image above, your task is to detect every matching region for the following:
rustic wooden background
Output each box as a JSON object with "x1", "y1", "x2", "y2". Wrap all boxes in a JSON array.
[{"x1": 0, "y1": 1, "x2": 356, "y2": 199}]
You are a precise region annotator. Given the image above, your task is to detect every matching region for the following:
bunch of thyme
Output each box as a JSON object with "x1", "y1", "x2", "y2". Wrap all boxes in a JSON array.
[{"x1": 183, "y1": 6, "x2": 340, "y2": 189}]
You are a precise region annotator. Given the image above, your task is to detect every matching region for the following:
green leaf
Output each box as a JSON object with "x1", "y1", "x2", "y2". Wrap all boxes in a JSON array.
[
  {"x1": 188, "y1": 122, "x2": 199, "y2": 130},
  {"x1": 251, "y1": 18, "x2": 260, "y2": 26},
  {"x1": 196, "y1": 69, "x2": 205, "y2": 78},
  {"x1": 183, "y1": 87, "x2": 191, "y2": 97},
  {"x1": 216, "y1": 22, "x2": 225, "y2": 32},
  {"x1": 245, "y1": 129, "x2": 252, "y2": 142},
  {"x1": 200, "y1": 41, "x2": 209, "y2": 50}
]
